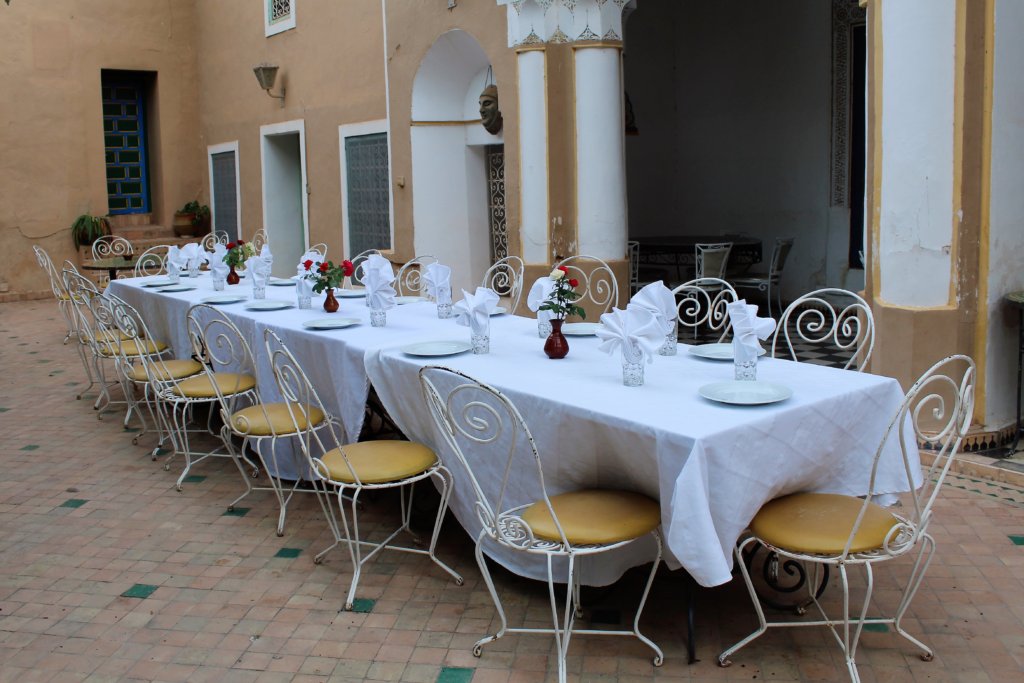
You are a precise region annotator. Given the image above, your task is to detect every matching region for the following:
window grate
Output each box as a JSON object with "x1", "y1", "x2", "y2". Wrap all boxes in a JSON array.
[
  {"x1": 270, "y1": 0, "x2": 291, "y2": 24},
  {"x1": 345, "y1": 133, "x2": 391, "y2": 255}
]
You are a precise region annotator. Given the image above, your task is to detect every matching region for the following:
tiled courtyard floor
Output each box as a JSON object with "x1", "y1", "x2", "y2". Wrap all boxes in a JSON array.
[{"x1": 2, "y1": 298, "x2": 1024, "y2": 682}]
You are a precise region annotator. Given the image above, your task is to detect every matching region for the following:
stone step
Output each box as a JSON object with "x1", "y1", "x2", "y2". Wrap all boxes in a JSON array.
[
  {"x1": 109, "y1": 223, "x2": 176, "y2": 241},
  {"x1": 107, "y1": 213, "x2": 153, "y2": 229}
]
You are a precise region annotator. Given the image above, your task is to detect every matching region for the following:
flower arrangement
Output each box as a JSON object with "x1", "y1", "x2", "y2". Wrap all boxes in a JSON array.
[
  {"x1": 540, "y1": 266, "x2": 586, "y2": 320},
  {"x1": 302, "y1": 258, "x2": 354, "y2": 294},
  {"x1": 223, "y1": 240, "x2": 255, "y2": 268}
]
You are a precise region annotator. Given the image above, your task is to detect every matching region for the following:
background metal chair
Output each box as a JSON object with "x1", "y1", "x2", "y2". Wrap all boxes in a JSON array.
[
  {"x1": 90, "y1": 235, "x2": 134, "y2": 285},
  {"x1": 694, "y1": 242, "x2": 732, "y2": 283},
  {"x1": 719, "y1": 355, "x2": 976, "y2": 682},
  {"x1": 396, "y1": 255, "x2": 437, "y2": 297},
  {"x1": 250, "y1": 229, "x2": 269, "y2": 253},
  {"x1": 263, "y1": 329, "x2": 462, "y2": 610},
  {"x1": 419, "y1": 366, "x2": 664, "y2": 683},
  {"x1": 308, "y1": 242, "x2": 328, "y2": 259},
  {"x1": 348, "y1": 248, "x2": 381, "y2": 288},
  {"x1": 670, "y1": 277, "x2": 739, "y2": 343},
  {"x1": 132, "y1": 245, "x2": 170, "y2": 278},
  {"x1": 554, "y1": 254, "x2": 619, "y2": 316},
  {"x1": 772, "y1": 287, "x2": 874, "y2": 371},
  {"x1": 731, "y1": 237, "x2": 795, "y2": 318},
  {"x1": 33, "y1": 245, "x2": 75, "y2": 344},
  {"x1": 481, "y1": 255, "x2": 525, "y2": 310},
  {"x1": 201, "y1": 230, "x2": 229, "y2": 252}
]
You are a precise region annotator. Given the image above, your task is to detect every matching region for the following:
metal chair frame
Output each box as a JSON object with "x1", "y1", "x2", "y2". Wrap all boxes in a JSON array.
[
  {"x1": 201, "y1": 231, "x2": 230, "y2": 252},
  {"x1": 627, "y1": 240, "x2": 641, "y2": 295},
  {"x1": 33, "y1": 246, "x2": 76, "y2": 345},
  {"x1": 308, "y1": 242, "x2": 328, "y2": 259},
  {"x1": 554, "y1": 255, "x2": 619, "y2": 316},
  {"x1": 262, "y1": 329, "x2": 462, "y2": 609},
  {"x1": 731, "y1": 237, "x2": 795, "y2": 318},
  {"x1": 719, "y1": 355, "x2": 976, "y2": 683},
  {"x1": 348, "y1": 248, "x2": 381, "y2": 288},
  {"x1": 419, "y1": 366, "x2": 663, "y2": 683},
  {"x1": 396, "y1": 255, "x2": 438, "y2": 297},
  {"x1": 250, "y1": 229, "x2": 269, "y2": 253},
  {"x1": 91, "y1": 235, "x2": 133, "y2": 261},
  {"x1": 772, "y1": 287, "x2": 875, "y2": 372},
  {"x1": 670, "y1": 277, "x2": 739, "y2": 342},
  {"x1": 188, "y1": 304, "x2": 319, "y2": 535},
  {"x1": 132, "y1": 245, "x2": 170, "y2": 278},
  {"x1": 481, "y1": 255, "x2": 525, "y2": 311},
  {"x1": 694, "y1": 242, "x2": 733, "y2": 282}
]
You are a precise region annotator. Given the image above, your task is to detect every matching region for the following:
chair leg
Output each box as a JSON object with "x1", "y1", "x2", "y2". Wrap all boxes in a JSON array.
[
  {"x1": 718, "y1": 537, "x2": 769, "y2": 666},
  {"x1": 472, "y1": 533, "x2": 509, "y2": 657},
  {"x1": 892, "y1": 534, "x2": 936, "y2": 660},
  {"x1": 633, "y1": 532, "x2": 666, "y2": 667}
]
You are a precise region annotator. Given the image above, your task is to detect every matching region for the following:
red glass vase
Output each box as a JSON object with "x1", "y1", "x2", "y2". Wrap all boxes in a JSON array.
[
  {"x1": 323, "y1": 288, "x2": 340, "y2": 313},
  {"x1": 544, "y1": 319, "x2": 569, "y2": 359},
  {"x1": 226, "y1": 265, "x2": 240, "y2": 285}
]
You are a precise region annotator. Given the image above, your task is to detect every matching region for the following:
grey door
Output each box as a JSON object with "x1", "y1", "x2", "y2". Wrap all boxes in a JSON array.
[
  {"x1": 344, "y1": 133, "x2": 391, "y2": 255},
  {"x1": 211, "y1": 151, "x2": 239, "y2": 242}
]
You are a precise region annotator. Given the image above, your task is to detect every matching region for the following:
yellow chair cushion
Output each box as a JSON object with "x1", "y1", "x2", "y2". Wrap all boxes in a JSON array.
[
  {"x1": 171, "y1": 372, "x2": 256, "y2": 398},
  {"x1": 127, "y1": 359, "x2": 204, "y2": 383},
  {"x1": 317, "y1": 441, "x2": 437, "y2": 485},
  {"x1": 750, "y1": 492, "x2": 899, "y2": 555},
  {"x1": 83, "y1": 329, "x2": 130, "y2": 344},
  {"x1": 229, "y1": 403, "x2": 325, "y2": 436},
  {"x1": 98, "y1": 338, "x2": 168, "y2": 357},
  {"x1": 520, "y1": 490, "x2": 661, "y2": 546}
]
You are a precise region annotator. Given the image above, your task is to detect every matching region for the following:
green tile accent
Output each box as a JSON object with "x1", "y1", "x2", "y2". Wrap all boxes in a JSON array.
[
  {"x1": 437, "y1": 667, "x2": 474, "y2": 683},
  {"x1": 28, "y1": 351, "x2": 38, "y2": 355},
  {"x1": 0, "y1": 407, "x2": 9, "y2": 412},
  {"x1": 154, "y1": 448, "x2": 170, "y2": 457},
  {"x1": 121, "y1": 583, "x2": 159, "y2": 599},
  {"x1": 48, "y1": 370, "x2": 64, "y2": 376},
  {"x1": 223, "y1": 507, "x2": 250, "y2": 517},
  {"x1": 65, "y1": 382, "x2": 78, "y2": 386},
  {"x1": 59, "y1": 499, "x2": 88, "y2": 509},
  {"x1": 36, "y1": 359, "x2": 52, "y2": 364},
  {"x1": 862, "y1": 623, "x2": 889, "y2": 633},
  {"x1": 350, "y1": 598, "x2": 375, "y2": 613},
  {"x1": 275, "y1": 547, "x2": 302, "y2": 559},
  {"x1": 182, "y1": 475, "x2": 206, "y2": 484},
  {"x1": 123, "y1": 427, "x2": 140, "y2": 433},
  {"x1": 1009, "y1": 535, "x2": 1024, "y2": 546},
  {"x1": 20, "y1": 445, "x2": 40, "y2": 451}
]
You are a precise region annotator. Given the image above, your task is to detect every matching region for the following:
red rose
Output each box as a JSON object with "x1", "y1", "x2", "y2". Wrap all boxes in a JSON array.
[
  {"x1": 303, "y1": 259, "x2": 314, "y2": 271},
  {"x1": 226, "y1": 242, "x2": 236, "y2": 250},
  {"x1": 237, "y1": 239, "x2": 245, "y2": 245},
  {"x1": 318, "y1": 262, "x2": 329, "y2": 273},
  {"x1": 557, "y1": 266, "x2": 568, "y2": 273},
  {"x1": 342, "y1": 260, "x2": 354, "y2": 277},
  {"x1": 568, "y1": 278, "x2": 579, "y2": 288}
]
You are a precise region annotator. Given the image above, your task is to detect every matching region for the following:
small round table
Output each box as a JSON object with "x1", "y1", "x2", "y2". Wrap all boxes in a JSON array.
[
  {"x1": 81, "y1": 256, "x2": 140, "y2": 283},
  {"x1": 1006, "y1": 291, "x2": 1024, "y2": 455}
]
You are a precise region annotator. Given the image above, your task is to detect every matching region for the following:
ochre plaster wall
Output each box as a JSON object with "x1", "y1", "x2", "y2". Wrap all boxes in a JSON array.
[{"x1": 0, "y1": 0, "x2": 202, "y2": 295}]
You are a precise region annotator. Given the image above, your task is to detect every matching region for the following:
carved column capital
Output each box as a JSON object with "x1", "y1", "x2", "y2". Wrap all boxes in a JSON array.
[{"x1": 496, "y1": 0, "x2": 634, "y2": 48}]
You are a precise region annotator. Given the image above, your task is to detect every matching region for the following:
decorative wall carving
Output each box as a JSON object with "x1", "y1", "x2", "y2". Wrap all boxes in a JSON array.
[{"x1": 497, "y1": 0, "x2": 635, "y2": 47}]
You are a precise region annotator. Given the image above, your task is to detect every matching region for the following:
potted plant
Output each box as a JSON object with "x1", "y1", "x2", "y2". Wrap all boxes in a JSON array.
[
  {"x1": 70, "y1": 214, "x2": 111, "y2": 247},
  {"x1": 173, "y1": 200, "x2": 211, "y2": 238}
]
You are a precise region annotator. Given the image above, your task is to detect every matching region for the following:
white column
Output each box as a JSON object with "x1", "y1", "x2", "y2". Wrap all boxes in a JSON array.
[
  {"x1": 517, "y1": 49, "x2": 549, "y2": 264},
  {"x1": 575, "y1": 47, "x2": 626, "y2": 260}
]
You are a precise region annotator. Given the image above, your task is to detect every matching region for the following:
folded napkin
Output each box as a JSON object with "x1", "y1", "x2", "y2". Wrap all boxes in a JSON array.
[
  {"x1": 453, "y1": 287, "x2": 500, "y2": 335},
  {"x1": 363, "y1": 254, "x2": 397, "y2": 311},
  {"x1": 629, "y1": 281, "x2": 677, "y2": 335},
  {"x1": 296, "y1": 274, "x2": 314, "y2": 300},
  {"x1": 166, "y1": 245, "x2": 187, "y2": 274},
  {"x1": 727, "y1": 300, "x2": 777, "y2": 365},
  {"x1": 297, "y1": 249, "x2": 322, "y2": 276},
  {"x1": 526, "y1": 276, "x2": 556, "y2": 323},
  {"x1": 596, "y1": 306, "x2": 664, "y2": 364},
  {"x1": 422, "y1": 263, "x2": 452, "y2": 303},
  {"x1": 181, "y1": 242, "x2": 206, "y2": 270},
  {"x1": 209, "y1": 244, "x2": 229, "y2": 280},
  {"x1": 248, "y1": 245, "x2": 274, "y2": 285}
]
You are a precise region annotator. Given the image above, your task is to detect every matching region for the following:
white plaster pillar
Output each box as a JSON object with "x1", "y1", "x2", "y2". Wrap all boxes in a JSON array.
[
  {"x1": 517, "y1": 48, "x2": 550, "y2": 264},
  {"x1": 574, "y1": 46, "x2": 626, "y2": 260}
]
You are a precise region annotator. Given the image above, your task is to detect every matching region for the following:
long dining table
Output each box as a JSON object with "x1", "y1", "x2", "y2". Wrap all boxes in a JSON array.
[{"x1": 108, "y1": 273, "x2": 918, "y2": 588}]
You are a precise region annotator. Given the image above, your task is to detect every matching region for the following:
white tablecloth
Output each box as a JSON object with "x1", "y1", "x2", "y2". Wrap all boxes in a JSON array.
[{"x1": 109, "y1": 274, "x2": 918, "y2": 588}]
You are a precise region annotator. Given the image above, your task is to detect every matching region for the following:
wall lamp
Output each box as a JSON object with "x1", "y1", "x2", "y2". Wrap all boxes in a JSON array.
[{"x1": 253, "y1": 63, "x2": 285, "y2": 106}]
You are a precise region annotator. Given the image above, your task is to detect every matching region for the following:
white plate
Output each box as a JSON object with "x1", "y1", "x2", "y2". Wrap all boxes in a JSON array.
[
  {"x1": 157, "y1": 285, "x2": 195, "y2": 293},
  {"x1": 490, "y1": 306, "x2": 507, "y2": 316},
  {"x1": 561, "y1": 322, "x2": 602, "y2": 336},
  {"x1": 698, "y1": 381, "x2": 792, "y2": 406},
  {"x1": 688, "y1": 343, "x2": 767, "y2": 361},
  {"x1": 302, "y1": 318, "x2": 360, "y2": 330},
  {"x1": 142, "y1": 279, "x2": 175, "y2": 288},
  {"x1": 401, "y1": 341, "x2": 473, "y2": 357},
  {"x1": 244, "y1": 300, "x2": 293, "y2": 311},
  {"x1": 201, "y1": 294, "x2": 247, "y2": 305},
  {"x1": 337, "y1": 289, "x2": 366, "y2": 298},
  {"x1": 395, "y1": 296, "x2": 429, "y2": 304},
  {"x1": 269, "y1": 277, "x2": 296, "y2": 287}
]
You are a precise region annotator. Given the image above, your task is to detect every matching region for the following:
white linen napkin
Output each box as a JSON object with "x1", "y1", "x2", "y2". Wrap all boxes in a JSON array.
[
  {"x1": 453, "y1": 287, "x2": 500, "y2": 336},
  {"x1": 596, "y1": 306, "x2": 664, "y2": 364},
  {"x1": 180, "y1": 242, "x2": 205, "y2": 271},
  {"x1": 726, "y1": 300, "x2": 777, "y2": 365},
  {"x1": 422, "y1": 263, "x2": 452, "y2": 303},
  {"x1": 297, "y1": 249, "x2": 322, "y2": 277},
  {"x1": 248, "y1": 245, "x2": 274, "y2": 286},
  {"x1": 296, "y1": 274, "x2": 314, "y2": 300},
  {"x1": 363, "y1": 255, "x2": 397, "y2": 311},
  {"x1": 166, "y1": 245, "x2": 187, "y2": 274},
  {"x1": 526, "y1": 276, "x2": 556, "y2": 323},
  {"x1": 209, "y1": 244, "x2": 229, "y2": 280},
  {"x1": 629, "y1": 281, "x2": 677, "y2": 334}
]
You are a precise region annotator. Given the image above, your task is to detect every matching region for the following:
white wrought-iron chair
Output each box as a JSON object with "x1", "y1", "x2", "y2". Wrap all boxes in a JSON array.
[
  {"x1": 627, "y1": 240, "x2": 641, "y2": 295},
  {"x1": 554, "y1": 255, "x2": 619, "y2": 316},
  {"x1": 251, "y1": 229, "x2": 269, "y2": 253},
  {"x1": 719, "y1": 355, "x2": 976, "y2": 682},
  {"x1": 309, "y1": 242, "x2": 328, "y2": 259},
  {"x1": 261, "y1": 329, "x2": 463, "y2": 609},
  {"x1": 347, "y1": 248, "x2": 381, "y2": 288},
  {"x1": 481, "y1": 255, "x2": 525, "y2": 311},
  {"x1": 396, "y1": 254, "x2": 438, "y2": 297},
  {"x1": 694, "y1": 242, "x2": 732, "y2": 283},
  {"x1": 188, "y1": 304, "x2": 323, "y2": 535},
  {"x1": 419, "y1": 366, "x2": 664, "y2": 683},
  {"x1": 90, "y1": 235, "x2": 134, "y2": 284},
  {"x1": 731, "y1": 237, "x2": 795, "y2": 318},
  {"x1": 670, "y1": 277, "x2": 739, "y2": 342},
  {"x1": 132, "y1": 245, "x2": 170, "y2": 278},
  {"x1": 772, "y1": 288, "x2": 874, "y2": 371},
  {"x1": 201, "y1": 230, "x2": 229, "y2": 252},
  {"x1": 33, "y1": 245, "x2": 76, "y2": 345}
]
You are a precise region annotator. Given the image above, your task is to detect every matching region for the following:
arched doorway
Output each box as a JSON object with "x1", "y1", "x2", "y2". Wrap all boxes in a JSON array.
[{"x1": 410, "y1": 29, "x2": 504, "y2": 294}]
